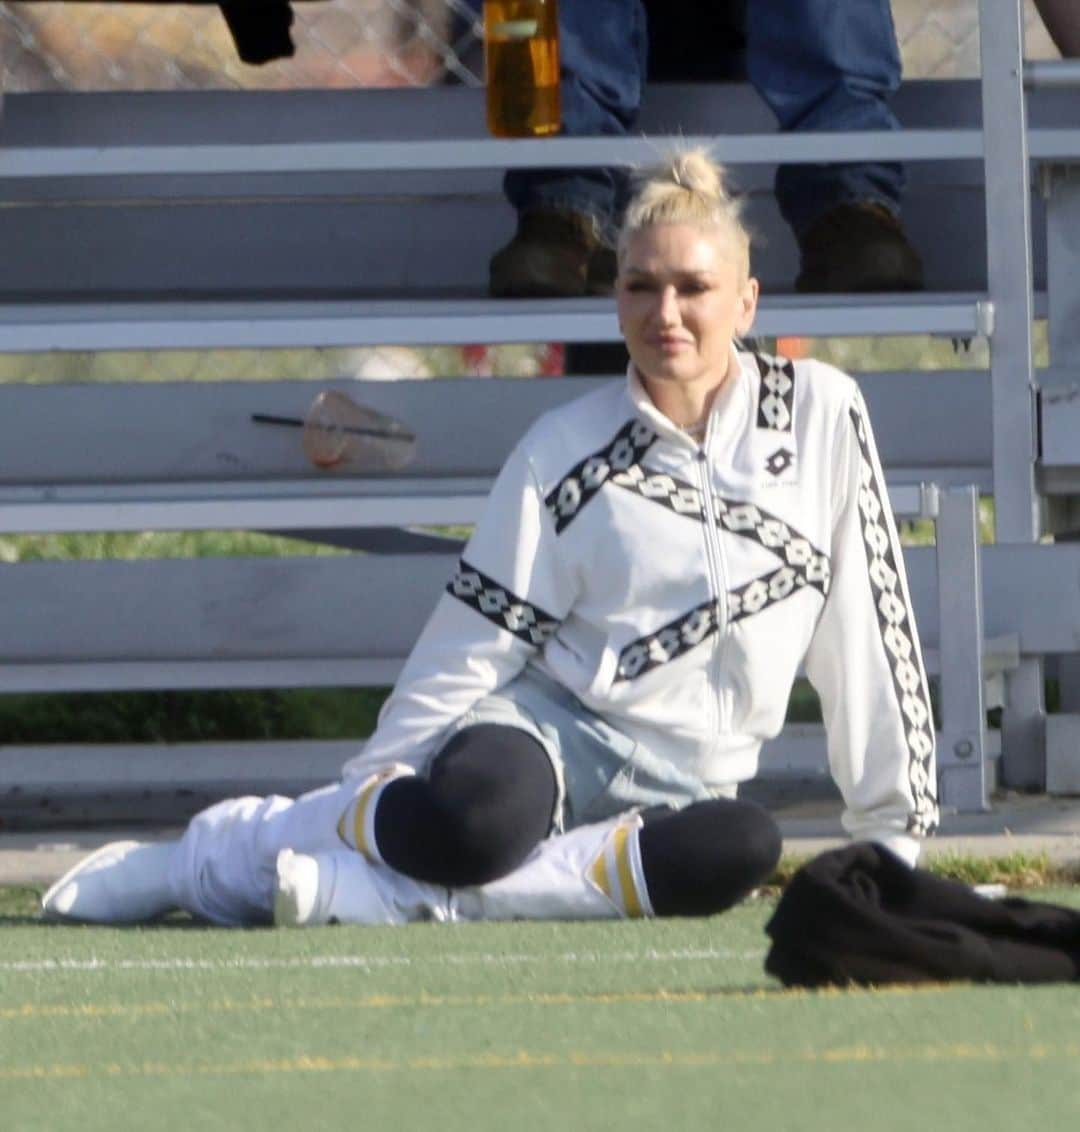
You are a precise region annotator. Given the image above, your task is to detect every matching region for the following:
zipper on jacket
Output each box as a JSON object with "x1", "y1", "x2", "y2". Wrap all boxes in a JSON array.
[{"x1": 695, "y1": 446, "x2": 729, "y2": 733}]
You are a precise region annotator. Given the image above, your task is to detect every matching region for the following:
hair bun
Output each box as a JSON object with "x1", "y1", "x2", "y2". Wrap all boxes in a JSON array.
[
  {"x1": 619, "y1": 146, "x2": 750, "y2": 277},
  {"x1": 669, "y1": 149, "x2": 729, "y2": 203}
]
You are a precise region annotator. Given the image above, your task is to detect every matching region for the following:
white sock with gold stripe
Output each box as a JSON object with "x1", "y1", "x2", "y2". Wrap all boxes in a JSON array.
[
  {"x1": 454, "y1": 813, "x2": 653, "y2": 922},
  {"x1": 335, "y1": 763, "x2": 416, "y2": 864}
]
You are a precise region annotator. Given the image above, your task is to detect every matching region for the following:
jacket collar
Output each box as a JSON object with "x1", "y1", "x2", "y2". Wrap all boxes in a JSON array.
[{"x1": 624, "y1": 344, "x2": 753, "y2": 447}]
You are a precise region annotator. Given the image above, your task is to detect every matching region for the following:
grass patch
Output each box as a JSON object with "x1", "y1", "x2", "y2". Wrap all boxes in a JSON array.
[
  {"x1": 4, "y1": 894, "x2": 1079, "y2": 1132},
  {"x1": 767, "y1": 850, "x2": 1080, "y2": 893},
  {"x1": 0, "y1": 687, "x2": 389, "y2": 744},
  {"x1": 920, "y1": 850, "x2": 1080, "y2": 889},
  {"x1": 0, "y1": 887, "x2": 40, "y2": 919},
  {"x1": 0, "y1": 530, "x2": 353, "y2": 563}
]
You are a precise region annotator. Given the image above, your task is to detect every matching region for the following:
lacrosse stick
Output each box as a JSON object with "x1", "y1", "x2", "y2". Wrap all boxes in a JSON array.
[{"x1": 252, "y1": 390, "x2": 417, "y2": 471}]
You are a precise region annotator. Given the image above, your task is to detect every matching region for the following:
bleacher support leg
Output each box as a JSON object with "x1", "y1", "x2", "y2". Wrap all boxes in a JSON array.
[
  {"x1": 1043, "y1": 167, "x2": 1080, "y2": 783},
  {"x1": 979, "y1": 0, "x2": 1047, "y2": 791},
  {"x1": 935, "y1": 486, "x2": 990, "y2": 812},
  {"x1": 1001, "y1": 659, "x2": 1048, "y2": 791},
  {"x1": 979, "y1": 0, "x2": 1040, "y2": 544}
]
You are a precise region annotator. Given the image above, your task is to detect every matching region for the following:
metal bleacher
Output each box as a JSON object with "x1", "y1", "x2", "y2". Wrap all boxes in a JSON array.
[{"x1": 2, "y1": 0, "x2": 1079, "y2": 823}]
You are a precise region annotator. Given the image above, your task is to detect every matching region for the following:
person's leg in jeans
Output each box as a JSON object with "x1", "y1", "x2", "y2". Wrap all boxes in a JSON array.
[
  {"x1": 488, "y1": 0, "x2": 647, "y2": 297},
  {"x1": 746, "y1": 0, "x2": 923, "y2": 291}
]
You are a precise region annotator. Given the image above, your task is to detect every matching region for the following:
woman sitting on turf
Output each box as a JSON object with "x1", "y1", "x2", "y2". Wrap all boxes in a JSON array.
[{"x1": 44, "y1": 150, "x2": 939, "y2": 928}]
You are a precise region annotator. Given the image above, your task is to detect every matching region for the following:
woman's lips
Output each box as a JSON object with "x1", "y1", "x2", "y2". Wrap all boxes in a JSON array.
[{"x1": 650, "y1": 336, "x2": 692, "y2": 352}]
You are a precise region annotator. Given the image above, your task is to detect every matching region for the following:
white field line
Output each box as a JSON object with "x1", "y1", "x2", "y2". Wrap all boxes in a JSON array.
[{"x1": 0, "y1": 946, "x2": 765, "y2": 975}]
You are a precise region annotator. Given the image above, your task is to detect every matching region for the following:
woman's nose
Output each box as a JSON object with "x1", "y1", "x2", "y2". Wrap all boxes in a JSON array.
[{"x1": 656, "y1": 285, "x2": 680, "y2": 324}]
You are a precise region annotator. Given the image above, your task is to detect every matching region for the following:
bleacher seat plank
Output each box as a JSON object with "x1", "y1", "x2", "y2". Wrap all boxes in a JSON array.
[{"x1": 0, "y1": 80, "x2": 1075, "y2": 339}]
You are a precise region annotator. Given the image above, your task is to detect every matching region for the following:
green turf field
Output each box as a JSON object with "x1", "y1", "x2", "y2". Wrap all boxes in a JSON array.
[{"x1": 1, "y1": 887, "x2": 1078, "y2": 1132}]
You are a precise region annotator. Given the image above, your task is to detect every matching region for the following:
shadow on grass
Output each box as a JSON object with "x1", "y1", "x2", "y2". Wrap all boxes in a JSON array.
[{"x1": 1, "y1": 914, "x2": 266, "y2": 932}]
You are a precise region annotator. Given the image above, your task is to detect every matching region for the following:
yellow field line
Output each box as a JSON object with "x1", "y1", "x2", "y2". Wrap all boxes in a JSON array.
[
  {"x1": 2, "y1": 1042, "x2": 1078, "y2": 1082},
  {"x1": 0, "y1": 981, "x2": 954, "y2": 1022}
]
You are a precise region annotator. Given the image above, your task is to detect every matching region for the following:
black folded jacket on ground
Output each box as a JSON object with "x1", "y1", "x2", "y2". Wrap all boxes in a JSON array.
[{"x1": 765, "y1": 842, "x2": 1080, "y2": 987}]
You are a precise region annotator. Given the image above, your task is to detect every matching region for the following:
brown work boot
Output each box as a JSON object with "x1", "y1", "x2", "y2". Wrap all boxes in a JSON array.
[
  {"x1": 795, "y1": 201, "x2": 925, "y2": 293},
  {"x1": 489, "y1": 209, "x2": 617, "y2": 298}
]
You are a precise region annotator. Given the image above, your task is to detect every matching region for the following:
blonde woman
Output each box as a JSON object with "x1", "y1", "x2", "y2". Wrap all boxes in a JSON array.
[{"x1": 44, "y1": 151, "x2": 938, "y2": 928}]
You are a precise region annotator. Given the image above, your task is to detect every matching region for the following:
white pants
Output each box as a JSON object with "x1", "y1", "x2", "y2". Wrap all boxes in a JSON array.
[
  {"x1": 168, "y1": 779, "x2": 654, "y2": 927},
  {"x1": 169, "y1": 782, "x2": 367, "y2": 925}
]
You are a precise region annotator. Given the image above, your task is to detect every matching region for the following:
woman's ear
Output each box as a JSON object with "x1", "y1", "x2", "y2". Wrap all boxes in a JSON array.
[{"x1": 735, "y1": 276, "x2": 760, "y2": 337}]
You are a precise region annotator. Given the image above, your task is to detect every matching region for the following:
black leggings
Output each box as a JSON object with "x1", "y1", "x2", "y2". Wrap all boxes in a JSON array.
[{"x1": 374, "y1": 723, "x2": 782, "y2": 914}]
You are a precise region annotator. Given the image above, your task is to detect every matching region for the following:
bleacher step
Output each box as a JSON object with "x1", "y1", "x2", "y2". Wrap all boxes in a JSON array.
[{"x1": 0, "y1": 293, "x2": 1000, "y2": 353}]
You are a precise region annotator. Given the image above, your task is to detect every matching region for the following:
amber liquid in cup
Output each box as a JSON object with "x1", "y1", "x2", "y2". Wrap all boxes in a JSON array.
[{"x1": 484, "y1": 0, "x2": 561, "y2": 138}]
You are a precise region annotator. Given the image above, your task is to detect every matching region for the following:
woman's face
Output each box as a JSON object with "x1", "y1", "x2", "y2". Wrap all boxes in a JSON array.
[{"x1": 616, "y1": 223, "x2": 759, "y2": 394}]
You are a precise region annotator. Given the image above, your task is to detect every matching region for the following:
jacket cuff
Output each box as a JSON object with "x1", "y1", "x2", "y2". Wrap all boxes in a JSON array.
[{"x1": 867, "y1": 831, "x2": 922, "y2": 869}]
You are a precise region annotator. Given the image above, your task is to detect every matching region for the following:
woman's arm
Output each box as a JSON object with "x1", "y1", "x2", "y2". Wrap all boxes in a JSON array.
[
  {"x1": 803, "y1": 385, "x2": 939, "y2": 866},
  {"x1": 343, "y1": 436, "x2": 577, "y2": 776}
]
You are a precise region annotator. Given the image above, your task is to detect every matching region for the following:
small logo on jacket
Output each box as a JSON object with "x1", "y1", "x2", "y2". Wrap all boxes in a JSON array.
[{"x1": 764, "y1": 447, "x2": 795, "y2": 478}]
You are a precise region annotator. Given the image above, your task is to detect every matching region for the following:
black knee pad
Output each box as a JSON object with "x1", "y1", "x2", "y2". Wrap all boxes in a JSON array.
[
  {"x1": 731, "y1": 801, "x2": 783, "y2": 884},
  {"x1": 640, "y1": 798, "x2": 782, "y2": 917},
  {"x1": 375, "y1": 724, "x2": 557, "y2": 887}
]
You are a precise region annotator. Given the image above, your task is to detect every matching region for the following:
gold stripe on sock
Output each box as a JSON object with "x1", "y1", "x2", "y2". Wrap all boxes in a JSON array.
[
  {"x1": 613, "y1": 825, "x2": 644, "y2": 919},
  {"x1": 351, "y1": 779, "x2": 378, "y2": 858},
  {"x1": 338, "y1": 776, "x2": 381, "y2": 857}
]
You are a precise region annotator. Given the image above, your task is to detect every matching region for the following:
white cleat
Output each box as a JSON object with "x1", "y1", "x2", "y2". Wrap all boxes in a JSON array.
[
  {"x1": 41, "y1": 840, "x2": 177, "y2": 924},
  {"x1": 274, "y1": 848, "x2": 453, "y2": 928},
  {"x1": 274, "y1": 848, "x2": 332, "y2": 927}
]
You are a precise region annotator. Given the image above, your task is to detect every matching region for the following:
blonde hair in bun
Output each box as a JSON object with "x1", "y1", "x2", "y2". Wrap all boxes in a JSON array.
[{"x1": 618, "y1": 148, "x2": 751, "y2": 278}]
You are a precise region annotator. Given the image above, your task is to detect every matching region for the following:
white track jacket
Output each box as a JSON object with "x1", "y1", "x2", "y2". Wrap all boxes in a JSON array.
[{"x1": 347, "y1": 350, "x2": 939, "y2": 864}]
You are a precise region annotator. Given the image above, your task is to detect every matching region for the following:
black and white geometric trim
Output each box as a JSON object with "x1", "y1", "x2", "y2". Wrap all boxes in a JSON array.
[
  {"x1": 712, "y1": 497, "x2": 830, "y2": 586},
  {"x1": 545, "y1": 418, "x2": 658, "y2": 534},
  {"x1": 754, "y1": 351, "x2": 795, "y2": 432},
  {"x1": 447, "y1": 560, "x2": 560, "y2": 648},
  {"x1": 616, "y1": 599, "x2": 719, "y2": 682},
  {"x1": 728, "y1": 562, "x2": 827, "y2": 622},
  {"x1": 849, "y1": 405, "x2": 939, "y2": 836},
  {"x1": 611, "y1": 465, "x2": 831, "y2": 589},
  {"x1": 608, "y1": 476, "x2": 831, "y2": 680},
  {"x1": 614, "y1": 554, "x2": 830, "y2": 683},
  {"x1": 610, "y1": 464, "x2": 708, "y2": 522}
]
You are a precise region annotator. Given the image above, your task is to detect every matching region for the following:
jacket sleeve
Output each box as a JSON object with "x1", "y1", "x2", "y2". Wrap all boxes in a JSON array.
[
  {"x1": 342, "y1": 435, "x2": 577, "y2": 777},
  {"x1": 803, "y1": 386, "x2": 939, "y2": 865}
]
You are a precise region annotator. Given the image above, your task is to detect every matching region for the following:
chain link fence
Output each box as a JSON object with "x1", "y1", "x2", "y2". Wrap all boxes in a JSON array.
[
  {"x1": 0, "y1": 0, "x2": 481, "y2": 90},
  {"x1": 0, "y1": 1, "x2": 1062, "y2": 94}
]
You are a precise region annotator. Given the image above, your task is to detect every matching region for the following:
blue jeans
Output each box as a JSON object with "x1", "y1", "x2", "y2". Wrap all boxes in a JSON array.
[
  {"x1": 443, "y1": 664, "x2": 719, "y2": 832},
  {"x1": 481, "y1": 0, "x2": 905, "y2": 238}
]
